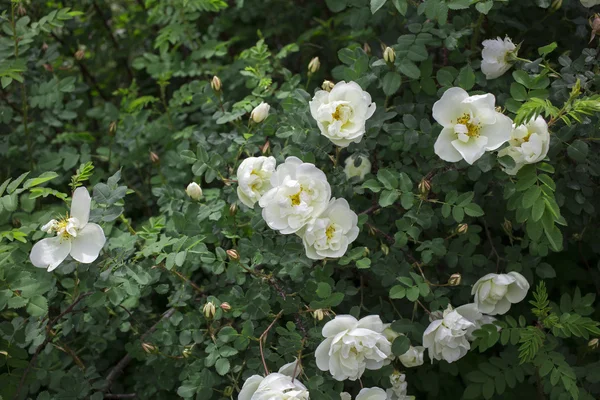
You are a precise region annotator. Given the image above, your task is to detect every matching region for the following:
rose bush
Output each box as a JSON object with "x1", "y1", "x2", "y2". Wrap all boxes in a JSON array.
[{"x1": 1, "y1": 1, "x2": 600, "y2": 400}]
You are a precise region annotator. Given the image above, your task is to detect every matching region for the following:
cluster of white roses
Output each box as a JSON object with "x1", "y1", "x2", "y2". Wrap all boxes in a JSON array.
[
  {"x1": 423, "y1": 272, "x2": 530, "y2": 364},
  {"x1": 434, "y1": 37, "x2": 551, "y2": 173},
  {"x1": 236, "y1": 156, "x2": 359, "y2": 260}
]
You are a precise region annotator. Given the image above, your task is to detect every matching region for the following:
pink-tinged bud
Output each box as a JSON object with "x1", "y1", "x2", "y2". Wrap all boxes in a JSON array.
[
  {"x1": 141, "y1": 343, "x2": 158, "y2": 354},
  {"x1": 418, "y1": 179, "x2": 431, "y2": 195},
  {"x1": 226, "y1": 249, "x2": 239, "y2": 261},
  {"x1": 220, "y1": 302, "x2": 231, "y2": 312},
  {"x1": 150, "y1": 151, "x2": 160, "y2": 164}
]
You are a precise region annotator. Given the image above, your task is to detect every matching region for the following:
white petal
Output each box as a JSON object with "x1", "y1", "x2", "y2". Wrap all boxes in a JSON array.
[
  {"x1": 356, "y1": 315, "x2": 384, "y2": 332},
  {"x1": 238, "y1": 375, "x2": 264, "y2": 400},
  {"x1": 70, "y1": 223, "x2": 106, "y2": 263},
  {"x1": 356, "y1": 387, "x2": 387, "y2": 400},
  {"x1": 70, "y1": 187, "x2": 91, "y2": 227},
  {"x1": 506, "y1": 272, "x2": 530, "y2": 303},
  {"x1": 432, "y1": 87, "x2": 469, "y2": 127},
  {"x1": 322, "y1": 315, "x2": 357, "y2": 337},
  {"x1": 315, "y1": 337, "x2": 333, "y2": 371},
  {"x1": 434, "y1": 128, "x2": 463, "y2": 162},
  {"x1": 278, "y1": 358, "x2": 301, "y2": 378},
  {"x1": 480, "y1": 113, "x2": 512, "y2": 150},
  {"x1": 30, "y1": 237, "x2": 71, "y2": 271},
  {"x1": 491, "y1": 297, "x2": 512, "y2": 315},
  {"x1": 451, "y1": 136, "x2": 488, "y2": 165}
]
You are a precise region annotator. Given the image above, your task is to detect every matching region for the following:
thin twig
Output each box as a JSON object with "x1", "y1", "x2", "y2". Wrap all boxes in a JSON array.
[
  {"x1": 259, "y1": 311, "x2": 284, "y2": 376},
  {"x1": 416, "y1": 299, "x2": 432, "y2": 316},
  {"x1": 482, "y1": 220, "x2": 501, "y2": 272}
]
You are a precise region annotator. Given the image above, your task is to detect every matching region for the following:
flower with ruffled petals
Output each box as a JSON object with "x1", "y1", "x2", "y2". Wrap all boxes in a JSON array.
[
  {"x1": 498, "y1": 116, "x2": 550, "y2": 175},
  {"x1": 472, "y1": 272, "x2": 530, "y2": 315},
  {"x1": 422, "y1": 305, "x2": 474, "y2": 363},
  {"x1": 237, "y1": 156, "x2": 277, "y2": 208},
  {"x1": 481, "y1": 37, "x2": 517, "y2": 80},
  {"x1": 238, "y1": 360, "x2": 308, "y2": 400},
  {"x1": 455, "y1": 303, "x2": 499, "y2": 341}
]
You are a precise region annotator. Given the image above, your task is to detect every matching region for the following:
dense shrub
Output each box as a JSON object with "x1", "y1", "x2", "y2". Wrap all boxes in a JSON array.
[{"x1": 1, "y1": 0, "x2": 600, "y2": 399}]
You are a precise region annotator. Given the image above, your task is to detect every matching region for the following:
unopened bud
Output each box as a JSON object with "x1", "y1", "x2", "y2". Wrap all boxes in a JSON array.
[
  {"x1": 589, "y1": 338, "x2": 599, "y2": 350},
  {"x1": 17, "y1": 4, "x2": 26, "y2": 16},
  {"x1": 250, "y1": 102, "x2": 270, "y2": 123},
  {"x1": 308, "y1": 57, "x2": 320, "y2": 74},
  {"x1": 224, "y1": 387, "x2": 234, "y2": 397},
  {"x1": 220, "y1": 302, "x2": 231, "y2": 312},
  {"x1": 229, "y1": 203, "x2": 237, "y2": 216},
  {"x1": 109, "y1": 121, "x2": 117, "y2": 136},
  {"x1": 150, "y1": 151, "x2": 160, "y2": 164},
  {"x1": 418, "y1": 179, "x2": 431, "y2": 195},
  {"x1": 313, "y1": 309, "x2": 324, "y2": 321},
  {"x1": 75, "y1": 49, "x2": 85, "y2": 60},
  {"x1": 383, "y1": 46, "x2": 396, "y2": 63},
  {"x1": 182, "y1": 347, "x2": 193, "y2": 358},
  {"x1": 42, "y1": 42, "x2": 49, "y2": 52},
  {"x1": 322, "y1": 80, "x2": 335, "y2": 92},
  {"x1": 363, "y1": 42, "x2": 371, "y2": 55},
  {"x1": 43, "y1": 63, "x2": 53, "y2": 72},
  {"x1": 448, "y1": 273, "x2": 462, "y2": 286},
  {"x1": 141, "y1": 343, "x2": 157, "y2": 354},
  {"x1": 261, "y1": 140, "x2": 270, "y2": 155},
  {"x1": 211, "y1": 76, "x2": 222, "y2": 92},
  {"x1": 551, "y1": 0, "x2": 562, "y2": 11},
  {"x1": 502, "y1": 219, "x2": 512, "y2": 234},
  {"x1": 185, "y1": 182, "x2": 203, "y2": 200},
  {"x1": 457, "y1": 223, "x2": 468, "y2": 234},
  {"x1": 381, "y1": 243, "x2": 389, "y2": 256},
  {"x1": 226, "y1": 249, "x2": 239, "y2": 261},
  {"x1": 590, "y1": 14, "x2": 600, "y2": 43},
  {"x1": 203, "y1": 302, "x2": 216, "y2": 319}
]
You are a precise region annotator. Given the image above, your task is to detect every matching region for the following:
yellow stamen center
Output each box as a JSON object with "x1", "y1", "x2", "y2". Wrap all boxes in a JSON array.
[
  {"x1": 290, "y1": 192, "x2": 301, "y2": 206},
  {"x1": 456, "y1": 113, "x2": 481, "y2": 138},
  {"x1": 325, "y1": 225, "x2": 335, "y2": 240}
]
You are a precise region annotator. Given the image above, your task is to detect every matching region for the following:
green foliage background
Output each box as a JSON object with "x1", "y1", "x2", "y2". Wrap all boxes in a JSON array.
[{"x1": 1, "y1": 0, "x2": 600, "y2": 399}]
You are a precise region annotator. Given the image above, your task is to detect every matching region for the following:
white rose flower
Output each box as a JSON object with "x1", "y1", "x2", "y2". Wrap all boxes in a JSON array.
[
  {"x1": 386, "y1": 372, "x2": 415, "y2": 400},
  {"x1": 398, "y1": 345, "x2": 425, "y2": 368},
  {"x1": 481, "y1": 37, "x2": 517, "y2": 80},
  {"x1": 238, "y1": 360, "x2": 308, "y2": 400},
  {"x1": 356, "y1": 388, "x2": 387, "y2": 400},
  {"x1": 341, "y1": 393, "x2": 353, "y2": 400},
  {"x1": 236, "y1": 156, "x2": 277, "y2": 208},
  {"x1": 498, "y1": 116, "x2": 550, "y2": 175},
  {"x1": 344, "y1": 155, "x2": 371, "y2": 181},
  {"x1": 30, "y1": 187, "x2": 106, "y2": 272},
  {"x1": 315, "y1": 315, "x2": 392, "y2": 381},
  {"x1": 309, "y1": 81, "x2": 376, "y2": 147},
  {"x1": 472, "y1": 272, "x2": 530, "y2": 315},
  {"x1": 455, "y1": 303, "x2": 499, "y2": 341},
  {"x1": 299, "y1": 198, "x2": 359, "y2": 260},
  {"x1": 250, "y1": 102, "x2": 270, "y2": 123},
  {"x1": 581, "y1": 0, "x2": 600, "y2": 7},
  {"x1": 185, "y1": 182, "x2": 203, "y2": 200},
  {"x1": 422, "y1": 305, "x2": 474, "y2": 363},
  {"x1": 433, "y1": 87, "x2": 513, "y2": 165},
  {"x1": 259, "y1": 157, "x2": 331, "y2": 234}
]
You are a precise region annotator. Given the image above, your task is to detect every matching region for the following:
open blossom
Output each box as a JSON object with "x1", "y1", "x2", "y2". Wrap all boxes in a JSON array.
[
  {"x1": 433, "y1": 87, "x2": 512, "y2": 165},
  {"x1": 455, "y1": 303, "x2": 498, "y2": 341},
  {"x1": 238, "y1": 360, "x2": 308, "y2": 400},
  {"x1": 309, "y1": 81, "x2": 376, "y2": 147},
  {"x1": 423, "y1": 305, "x2": 474, "y2": 363},
  {"x1": 472, "y1": 272, "x2": 530, "y2": 315},
  {"x1": 498, "y1": 116, "x2": 550, "y2": 175},
  {"x1": 237, "y1": 156, "x2": 277, "y2": 208},
  {"x1": 299, "y1": 198, "x2": 359, "y2": 260},
  {"x1": 481, "y1": 37, "x2": 517, "y2": 80},
  {"x1": 30, "y1": 187, "x2": 106, "y2": 271},
  {"x1": 398, "y1": 345, "x2": 425, "y2": 368},
  {"x1": 315, "y1": 315, "x2": 392, "y2": 381},
  {"x1": 344, "y1": 155, "x2": 371, "y2": 181},
  {"x1": 259, "y1": 157, "x2": 331, "y2": 234}
]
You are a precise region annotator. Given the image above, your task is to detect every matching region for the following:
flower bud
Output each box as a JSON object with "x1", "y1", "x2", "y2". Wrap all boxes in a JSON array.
[
  {"x1": 308, "y1": 57, "x2": 320, "y2": 75},
  {"x1": 550, "y1": 0, "x2": 562, "y2": 11},
  {"x1": 590, "y1": 14, "x2": 600, "y2": 43},
  {"x1": 261, "y1": 140, "x2": 270, "y2": 155},
  {"x1": 418, "y1": 179, "x2": 431, "y2": 195},
  {"x1": 502, "y1": 219, "x2": 512, "y2": 234},
  {"x1": 448, "y1": 273, "x2": 462, "y2": 286},
  {"x1": 182, "y1": 347, "x2": 193, "y2": 358},
  {"x1": 75, "y1": 49, "x2": 85, "y2": 60},
  {"x1": 322, "y1": 80, "x2": 335, "y2": 92},
  {"x1": 220, "y1": 302, "x2": 231, "y2": 312},
  {"x1": 250, "y1": 102, "x2": 270, "y2": 123},
  {"x1": 589, "y1": 338, "x2": 599, "y2": 350},
  {"x1": 457, "y1": 223, "x2": 468, "y2": 234},
  {"x1": 109, "y1": 121, "x2": 117, "y2": 136},
  {"x1": 150, "y1": 151, "x2": 160, "y2": 164},
  {"x1": 363, "y1": 42, "x2": 371, "y2": 55},
  {"x1": 17, "y1": 4, "x2": 26, "y2": 16},
  {"x1": 211, "y1": 75, "x2": 222, "y2": 92},
  {"x1": 203, "y1": 302, "x2": 216, "y2": 319},
  {"x1": 185, "y1": 182, "x2": 202, "y2": 200},
  {"x1": 383, "y1": 46, "x2": 396, "y2": 63},
  {"x1": 313, "y1": 309, "x2": 324, "y2": 321},
  {"x1": 226, "y1": 249, "x2": 239, "y2": 261},
  {"x1": 43, "y1": 63, "x2": 53, "y2": 72},
  {"x1": 381, "y1": 243, "x2": 389, "y2": 256},
  {"x1": 42, "y1": 42, "x2": 49, "y2": 52},
  {"x1": 141, "y1": 343, "x2": 157, "y2": 354},
  {"x1": 224, "y1": 387, "x2": 234, "y2": 397},
  {"x1": 229, "y1": 203, "x2": 237, "y2": 216}
]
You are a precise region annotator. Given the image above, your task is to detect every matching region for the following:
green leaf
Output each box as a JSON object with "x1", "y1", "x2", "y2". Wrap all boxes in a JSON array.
[
  {"x1": 464, "y1": 203, "x2": 484, "y2": 217},
  {"x1": 457, "y1": 65, "x2": 475, "y2": 90},
  {"x1": 382, "y1": 72, "x2": 402, "y2": 96},
  {"x1": 452, "y1": 206, "x2": 465, "y2": 222},
  {"x1": 23, "y1": 172, "x2": 59, "y2": 189},
  {"x1": 389, "y1": 285, "x2": 406, "y2": 299},
  {"x1": 392, "y1": 0, "x2": 408, "y2": 15},
  {"x1": 522, "y1": 185, "x2": 542, "y2": 209},
  {"x1": 26, "y1": 296, "x2": 48, "y2": 317},
  {"x1": 406, "y1": 286, "x2": 419, "y2": 301},
  {"x1": 316, "y1": 282, "x2": 332, "y2": 298},
  {"x1": 447, "y1": 0, "x2": 471, "y2": 9},
  {"x1": 531, "y1": 197, "x2": 545, "y2": 222},
  {"x1": 567, "y1": 140, "x2": 589, "y2": 163},
  {"x1": 475, "y1": 0, "x2": 493, "y2": 14},
  {"x1": 379, "y1": 190, "x2": 399, "y2": 207},
  {"x1": 399, "y1": 59, "x2": 421, "y2": 79},
  {"x1": 510, "y1": 83, "x2": 528, "y2": 102},
  {"x1": 538, "y1": 42, "x2": 557, "y2": 56},
  {"x1": 377, "y1": 169, "x2": 398, "y2": 189},
  {"x1": 215, "y1": 358, "x2": 230, "y2": 375},
  {"x1": 391, "y1": 335, "x2": 411, "y2": 356},
  {"x1": 370, "y1": 0, "x2": 387, "y2": 14}
]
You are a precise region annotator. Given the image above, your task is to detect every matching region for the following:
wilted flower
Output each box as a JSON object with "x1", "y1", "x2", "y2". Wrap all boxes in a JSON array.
[
  {"x1": 309, "y1": 81, "x2": 376, "y2": 147},
  {"x1": 498, "y1": 116, "x2": 550, "y2": 175},
  {"x1": 185, "y1": 182, "x2": 203, "y2": 200},
  {"x1": 344, "y1": 154, "x2": 371, "y2": 181},
  {"x1": 250, "y1": 102, "x2": 270, "y2": 123},
  {"x1": 75, "y1": 48, "x2": 85, "y2": 60},
  {"x1": 211, "y1": 75, "x2": 222, "y2": 91},
  {"x1": 203, "y1": 302, "x2": 216, "y2": 318},
  {"x1": 363, "y1": 42, "x2": 372, "y2": 54},
  {"x1": 308, "y1": 56, "x2": 320, "y2": 74},
  {"x1": 589, "y1": 13, "x2": 600, "y2": 43},
  {"x1": 432, "y1": 87, "x2": 512, "y2": 165},
  {"x1": 259, "y1": 157, "x2": 331, "y2": 235},
  {"x1": 236, "y1": 156, "x2": 276, "y2": 208},
  {"x1": 30, "y1": 187, "x2": 106, "y2": 271},
  {"x1": 387, "y1": 372, "x2": 416, "y2": 400},
  {"x1": 423, "y1": 305, "x2": 474, "y2": 363},
  {"x1": 383, "y1": 46, "x2": 396, "y2": 63},
  {"x1": 299, "y1": 198, "x2": 359, "y2": 260},
  {"x1": 239, "y1": 360, "x2": 308, "y2": 400},
  {"x1": 481, "y1": 37, "x2": 517, "y2": 80},
  {"x1": 315, "y1": 315, "x2": 392, "y2": 381},
  {"x1": 472, "y1": 272, "x2": 530, "y2": 315},
  {"x1": 322, "y1": 80, "x2": 335, "y2": 92}
]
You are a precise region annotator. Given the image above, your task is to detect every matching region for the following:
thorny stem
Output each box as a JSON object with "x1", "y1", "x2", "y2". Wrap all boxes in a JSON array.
[{"x1": 259, "y1": 311, "x2": 283, "y2": 376}]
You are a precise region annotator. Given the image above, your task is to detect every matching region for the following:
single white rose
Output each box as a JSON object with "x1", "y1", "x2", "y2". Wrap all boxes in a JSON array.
[
  {"x1": 433, "y1": 87, "x2": 513, "y2": 165},
  {"x1": 315, "y1": 315, "x2": 392, "y2": 381},
  {"x1": 30, "y1": 187, "x2": 106, "y2": 271},
  {"x1": 259, "y1": 156, "x2": 331, "y2": 234},
  {"x1": 251, "y1": 102, "x2": 270, "y2": 123},
  {"x1": 236, "y1": 156, "x2": 277, "y2": 208},
  {"x1": 422, "y1": 305, "x2": 474, "y2": 363},
  {"x1": 455, "y1": 303, "x2": 499, "y2": 341},
  {"x1": 185, "y1": 182, "x2": 203, "y2": 200},
  {"x1": 299, "y1": 198, "x2": 359, "y2": 260},
  {"x1": 309, "y1": 81, "x2": 376, "y2": 147},
  {"x1": 356, "y1": 388, "x2": 387, "y2": 400},
  {"x1": 398, "y1": 345, "x2": 425, "y2": 368},
  {"x1": 472, "y1": 272, "x2": 530, "y2": 315},
  {"x1": 481, "y1": 37, "x2": 517, "y2": 80},
  {"x1": 581, "y1": 0, "x2": 600, "y2": 7},
  {"x1": 238, "y1": 360, "x2": 308, "y2": 400},
  {"x1": 344, "y1": 155, "x2": 371, "y2": 181},
  {"x1": 498, "y1": 116, "x2": 550, "y2": 175}
]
